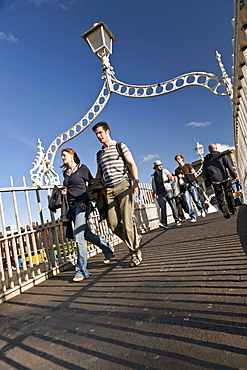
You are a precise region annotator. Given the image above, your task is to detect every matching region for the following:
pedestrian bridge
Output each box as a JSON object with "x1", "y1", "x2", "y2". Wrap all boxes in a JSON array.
[{"x1": 0, "y1": 206, "x2": 246, "y2": 369}]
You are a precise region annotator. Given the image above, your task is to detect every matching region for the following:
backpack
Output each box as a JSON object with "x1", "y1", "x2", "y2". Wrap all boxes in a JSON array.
[{"x1": 97, "y1": 142, "x2": 126, "y2": 166}]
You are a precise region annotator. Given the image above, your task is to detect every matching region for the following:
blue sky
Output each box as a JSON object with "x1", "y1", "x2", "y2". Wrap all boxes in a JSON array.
[{"x1": 0, "y1": 0, "x2": 235, "y2": 188}]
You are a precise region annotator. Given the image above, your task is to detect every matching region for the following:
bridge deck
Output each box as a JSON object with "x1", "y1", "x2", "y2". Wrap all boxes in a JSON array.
[{"x1": 0, "y1": 206, "x2": 247, "y2": 370}]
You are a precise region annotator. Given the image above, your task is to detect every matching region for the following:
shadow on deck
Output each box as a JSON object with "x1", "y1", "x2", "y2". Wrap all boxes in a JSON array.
[{"x1": 0, "y1": 207, "x2": 246, "y2": 370}]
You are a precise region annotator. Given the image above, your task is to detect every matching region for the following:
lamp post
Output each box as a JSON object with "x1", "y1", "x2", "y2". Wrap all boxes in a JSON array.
[
  {"x1": 30, "y1": 22, "x2": 232, "y2": 186},
  {"x1": 195, "y1": 142, "x2": 204, "y2": 159},
  {"x1": 81, "y1": 22, "x2": 116, "y2": 91},
  {"x1": 194, "y1": 142, "x2": 204, "y2": 176}
]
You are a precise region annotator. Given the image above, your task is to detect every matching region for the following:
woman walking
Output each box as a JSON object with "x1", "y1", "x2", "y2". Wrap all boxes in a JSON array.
[{"x1": 61, "y1": 148, "x2": 114, "y2": 282}]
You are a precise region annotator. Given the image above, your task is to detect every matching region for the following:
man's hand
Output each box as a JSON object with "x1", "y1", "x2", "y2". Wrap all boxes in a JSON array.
[
  {"x1": 133, "y1": 182, "x2": 140, "y2": 197},
  {"x1": 167, "y1": 173, "x2": 173, "y2": 181},
  {"x1": 61, "y1": 188, "x2": 67, "y2": 195}
]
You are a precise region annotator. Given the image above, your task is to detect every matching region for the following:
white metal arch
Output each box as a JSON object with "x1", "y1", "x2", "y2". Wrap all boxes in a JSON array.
[{"x1": 30, "y1": 52, "x2": 232, "y2": 185}]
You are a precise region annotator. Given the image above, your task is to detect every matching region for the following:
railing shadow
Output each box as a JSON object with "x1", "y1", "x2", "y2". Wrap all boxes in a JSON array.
[
  {"x1": 0, "y1": 211, "x2": 246, "y2": 369},
  {"x1": 236, "y1": 204, "x2": 247, "y2": 256}
]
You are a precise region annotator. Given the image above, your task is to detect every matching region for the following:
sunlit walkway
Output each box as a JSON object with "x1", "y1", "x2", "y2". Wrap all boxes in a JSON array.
[{"x1": 0, "y1": 206, "x2": 247, "y2": 370}]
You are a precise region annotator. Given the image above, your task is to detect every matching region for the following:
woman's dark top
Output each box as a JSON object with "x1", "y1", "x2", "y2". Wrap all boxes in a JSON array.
[{"x1": 63, "y1": 164, "x2": 93, "y2": 204}]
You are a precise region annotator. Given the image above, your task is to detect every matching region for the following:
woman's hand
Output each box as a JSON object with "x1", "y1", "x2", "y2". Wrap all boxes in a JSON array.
[
  {"x1": 81, "y1": 203, "x2": 88, "y2": 210},
  {"x1": 61, "y1": 188, "x2": 67, "y2": 195}
]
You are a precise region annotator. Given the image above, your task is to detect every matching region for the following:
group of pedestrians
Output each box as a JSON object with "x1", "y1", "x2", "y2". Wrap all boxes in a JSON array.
[
  {"x1": 152, "y1": 154, "x2": 207, "y2": 228},
  {"x1": 53, "y1": 127, "x2": 239, "y2": 283},
  {"x1": 151, "y1": 143, "x2": 239, "y2": 229}
]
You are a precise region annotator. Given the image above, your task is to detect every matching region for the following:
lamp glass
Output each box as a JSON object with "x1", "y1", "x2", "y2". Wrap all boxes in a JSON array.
[
  {"x1": 86, "y1": 27, "x2": 103, "y2": 53},
  {"x1": 103, "y1": 30, "x2": 112, "y2": 53}
]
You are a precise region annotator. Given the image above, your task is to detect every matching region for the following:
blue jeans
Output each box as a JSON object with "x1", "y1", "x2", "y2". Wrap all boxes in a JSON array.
[
  {"x1": 157, "y1": 189, "x2": 179, "y2": 225},
  {"x1": 70, "y1": 202, "x2": 114, "y2": 278},
  {"x1": 183, "y1": 186, "x2": 203, "y2": 220}
]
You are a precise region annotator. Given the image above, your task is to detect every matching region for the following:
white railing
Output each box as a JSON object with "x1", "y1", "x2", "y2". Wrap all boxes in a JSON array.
[{"x1": 0, "y1": 178, "x2": 160, "y2": 303}]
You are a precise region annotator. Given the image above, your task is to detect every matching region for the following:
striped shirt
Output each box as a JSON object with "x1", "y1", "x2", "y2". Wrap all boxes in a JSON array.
[{"x1": 97, "y1": 140, "x2": 131, "y2": 187}]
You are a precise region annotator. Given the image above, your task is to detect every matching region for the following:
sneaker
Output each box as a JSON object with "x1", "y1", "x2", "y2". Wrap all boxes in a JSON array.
[
  {"x1": 129, "y1": 257, "x2": 141, "y2": 267},
  {"x1": 103, "y1": 257, "x2": 114, "y2": 264},
  {"x1": 129, "y1": 252, "x2": 142, "y2": 267},
  {"x1": 73, "y1": 273, "x2": 91, "y2": 282},
  {"x1": 159, "y1": 223, "x2": 168, "y2": 229},
  {"x1": 201, "y1": 211, "x2": 206, "y2": 218},
  {"x1": 176, "y1": 221, "x2": 181, "y2": 226},
  {"x1": 191, "y1": 219, "x2": 196, "y2": 223},
  {"x1": 136, "y1": 250, "x2": 142, "y2": 262},
  {"x1": 224, "y1": 213, "x2": 231, "y2": 219},
  {"x1": 179, "y1": 217, "x2": 186, "y2": 222},
  {"x1": 73, "y1": 275, "x2": 84, "y2": 282}
]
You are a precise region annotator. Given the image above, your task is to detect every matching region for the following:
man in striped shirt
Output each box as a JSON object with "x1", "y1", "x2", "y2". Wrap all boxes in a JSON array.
[{"x1": 92, "y1": 121, "x2": 142, "y2": 267}]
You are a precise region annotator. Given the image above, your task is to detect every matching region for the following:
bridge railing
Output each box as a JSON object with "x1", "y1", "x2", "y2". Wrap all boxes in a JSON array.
[{"x1": 0, "y1": 178, "x2": 160, "y2": 303}]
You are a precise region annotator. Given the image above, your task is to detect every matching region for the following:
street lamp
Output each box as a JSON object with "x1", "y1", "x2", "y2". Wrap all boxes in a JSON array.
[
  {"x1": 194, "y1": 142, "x2": 204, "y2": 176},
  {"x1": 81, "y1": 21, "x2": 116, "y2": 92},
  {"x1": 195, "y1": 142, "x2": 204, "y2": 159},
  {"x1": 81, "y1": 21, "x2": 116, "y2": 59},
  {"x1": 30, "y1": 22, "x2": 232, "y2": 186}
]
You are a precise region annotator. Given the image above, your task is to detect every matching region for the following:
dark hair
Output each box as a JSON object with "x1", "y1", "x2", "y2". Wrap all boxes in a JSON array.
[
  {"x1": 174, "y1": 153, "x2": 184, "y2": 161},
  {"x1": 92, "y1": 121, "x2": 111, "y2": 133},
  {"x1": 61, "y1": 148, "x2": 80, "y2": 169}
]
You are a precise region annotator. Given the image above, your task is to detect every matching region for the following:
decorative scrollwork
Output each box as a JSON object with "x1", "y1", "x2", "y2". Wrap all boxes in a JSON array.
[
  {"x1": 215, "y1": 51, "x2": 233, "y2": 101},
  {"x1": 30, "y1": 51, "x2": 232, "y2": 186},
  {"x1": 195, "y1": 162, "x2": 204, "y2": 177},
  {"x1": 30, "y1": 81, "x2": 110, "y2": 185},
  {"x1": 110, "y1": 71, "x2": 229, "y2": 98},
  {"x1": 30, "y1": 139, "x2": 60, "y2": 186}
]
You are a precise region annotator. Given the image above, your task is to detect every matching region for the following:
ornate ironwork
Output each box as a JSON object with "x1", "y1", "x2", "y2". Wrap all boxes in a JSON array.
[
  {"x1": 30, "y1": 82, "x2": 110, "y2": 185},
  {"x1": 110, "y1": 71, "x2": 229, "y2": 98},
  {"x1": 30, "y1": 51, "x2": 232, "y2": 185},
  {"x1": 195, "y1": 161, "x2": 204, "y2": 177},
  {"x1": 215, "y1": 51, "x2": 233, "y2": 102}
]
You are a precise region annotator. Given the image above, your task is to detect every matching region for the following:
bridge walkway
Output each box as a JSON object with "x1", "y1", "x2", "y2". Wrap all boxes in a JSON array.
[{"x1": 0, "y1": 206, "x2": 247, "y2": 370}]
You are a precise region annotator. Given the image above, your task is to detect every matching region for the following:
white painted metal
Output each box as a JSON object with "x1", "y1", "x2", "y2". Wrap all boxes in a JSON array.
[
  {"x1": 110, "y1": 70, "x2": 229, "y2": 99},
  {"x1": 0, "y1": 178, "x2": 161, "y2": 303},
  {"x1": 232, "y1": 0, "x2": 247, "y2": 200},
  {"x1": 30, "y1": 26, "x2": 232, "y2": 186},
  {"x1": 30, "y1": 82, "x2": 110, "y2": 186},
  {"x1": 23, "y1": 176, "x2": 42, "y2": 275}
]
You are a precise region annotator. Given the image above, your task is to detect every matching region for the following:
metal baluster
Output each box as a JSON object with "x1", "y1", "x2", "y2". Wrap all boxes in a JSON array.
[
  {"x1": 0, "y1": 192, "x2": 8, "y2": 292},
  {"x1": 10, "y1": 176, "x2": 29, "y2": 282},
  {"x1": 22, "y1": 177, "x2": 41, "y2": 275},
  {"x1": 35, "y1": 189, "x2": 55, "y2": 269}
]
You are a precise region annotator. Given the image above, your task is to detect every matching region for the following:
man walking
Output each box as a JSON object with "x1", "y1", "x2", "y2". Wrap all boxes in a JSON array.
[
  {"x1": 92, "y1": 121, "x2": 142, "y2": 267},
  {"x1": 202, "y1": 144, "x2": 237, "y2": 218},
  {"x1": 174, "y1": 153, "x2": 206, "y2": 222},
  {"x1": 151, "y1": 160, "x2": 181, "y2": 228}
]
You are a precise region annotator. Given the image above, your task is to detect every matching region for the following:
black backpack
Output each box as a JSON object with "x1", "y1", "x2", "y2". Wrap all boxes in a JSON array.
[{"x1": 97, "y1": 142, "x2": 126, "y2": 166}]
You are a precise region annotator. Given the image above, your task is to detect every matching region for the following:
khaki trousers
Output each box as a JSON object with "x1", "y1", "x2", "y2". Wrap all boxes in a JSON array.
[{"x1": 106, "y1": 179, "x2": 140, "y2": 255}]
